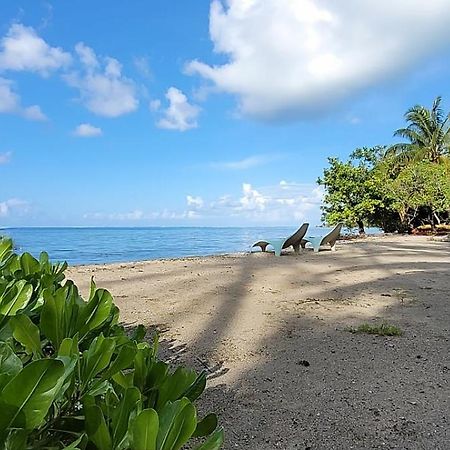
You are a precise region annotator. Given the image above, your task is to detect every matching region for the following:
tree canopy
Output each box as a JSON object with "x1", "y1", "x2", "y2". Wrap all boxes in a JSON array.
[{"x1": 319, "y1": 97, "x2": 450, "y2": 233}]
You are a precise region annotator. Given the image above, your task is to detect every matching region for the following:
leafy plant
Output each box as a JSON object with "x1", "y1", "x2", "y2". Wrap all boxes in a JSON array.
[{"x1": 0, "y1": 237, "x2": 224, "y2": 449}]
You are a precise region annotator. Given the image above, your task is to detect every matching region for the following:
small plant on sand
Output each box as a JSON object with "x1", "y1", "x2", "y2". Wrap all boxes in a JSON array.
[
  {"x1": 0, "y1": 237, "x2": 223, "y2": 450},
  {"x1": 345, "y1": 322, "x2": 403, "y2": 336}
]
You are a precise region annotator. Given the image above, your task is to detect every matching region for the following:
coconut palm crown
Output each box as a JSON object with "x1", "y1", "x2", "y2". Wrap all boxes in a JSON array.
[{"x1": 388, "y1": 96, "x2": 450, "y2": 164}]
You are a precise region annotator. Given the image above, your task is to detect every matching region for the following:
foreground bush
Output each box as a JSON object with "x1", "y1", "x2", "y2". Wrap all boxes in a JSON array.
[{"x1": 0, "y1": 237, "x2": 223, "y2": 449}]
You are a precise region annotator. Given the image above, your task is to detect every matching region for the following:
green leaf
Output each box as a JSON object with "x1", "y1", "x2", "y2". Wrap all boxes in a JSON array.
[
  {"x1": 194, "y1": 428, "x2": 224, "y2": 450},
  {"x1": 40, "y1": 288, "x2": 68, "y2": 350},
  {"x1": 157, "y1": 398, "x2": 197, "y2": 450},
  {"x1": 156, "y1": 367, "x2": 197, "y2": 410},
  {"x1": 102, "y1": 342, "x2": 137, "y2": 380},
  {"x1": 10, "y1": 314, "x2": 41, "y2": 357},
  {"x1": 62, "y1": 434, "x2": 86, "y2": 449},
  {"x1": 192, "y1": 414, "x2": 218, "y2": 438},
  {"x1": 20, "y1": 253, "x2": 40, "y2": 276},
  {"x1": 81, "y1": 334, "x2": 115, "y2": 390},
  {"x1": 84, "y1": 397, "x2": 112, "y2": 450},
  {"x1": 132, "y1": 408, "x2": 159, "y2": 450},
  {"x1": 79, "y1": 288, "x2": 113, "y2": 338},
  {"x1": 0, "y1": 281, "x2": 33, "y2": 316},
  {"x1": 0, "y1": 342, "x2": 22, "y2": 391},
  {"x1": 112, "y1": 387, "x2": 141, "y2": 448},
  {"x1": 3, "y1": 429, "x2": 28, "y2": 450},
  {"x1": 131, "y1": 324, "x2": 147, "y2": 342},
  {"x1": 182, "y1": 371, "x2": 207, "y2": 402},
  {"x1": 0, "y1": 358, "x2": 64, "y2": 430}
]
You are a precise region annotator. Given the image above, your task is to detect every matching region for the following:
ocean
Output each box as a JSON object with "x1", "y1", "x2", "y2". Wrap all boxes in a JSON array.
[{"x1": 0, "y1": 226, "x2": 370, "y2": 266}]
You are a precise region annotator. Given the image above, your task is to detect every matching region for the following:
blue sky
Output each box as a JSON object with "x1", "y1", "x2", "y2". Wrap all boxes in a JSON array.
[{"x1": 1, "y1": 0, "x2": 450, "y2": 227}]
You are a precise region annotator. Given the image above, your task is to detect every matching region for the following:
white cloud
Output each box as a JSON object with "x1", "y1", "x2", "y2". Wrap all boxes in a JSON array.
[
  {"x1": 0, "y1": 151, "x2": 12, "y2": 165},
  {"x1": 133, "y1": 56, "x2": 151, "y2": 78},
  {"x1": 73, "y1": 123, "x2": 103, "y2": 137},
  {"x1": 0, "y1": 24, "x2": 71, "y2": 76},
  {"x1": 187, "y1": 0, "x2": 450, "y2": 120},
  {"x1": 186, "y1": 195, "x2": 204, "y2": 209},
  {"x1": 0, "y1": 198, "x2": 29, "y2": 217},
  {"x1": 210, "y1": 154, "x2": 279, "y2": 170},
  {"x1": 65, "y1": 43, "x2": 138, "y2": 117},
  {"x1": 0, "y1": 78, "x2": 47, "y2": 121},
  {"x1": 156, "y1": 87, "x2": 200, "y2": 131},
  {"x1": 182, "y1": 181, "x2": 324, "y2": 224},
  {"x1": 149, "y1": 99, "x2": 161, "y2": 112},
  {"x1": 83, "y1": 210, "x2": 144, "y2": 221}
]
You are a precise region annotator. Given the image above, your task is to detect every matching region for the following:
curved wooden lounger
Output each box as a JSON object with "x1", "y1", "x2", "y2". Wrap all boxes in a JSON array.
[{"x1": 251, "y1": 223, "x2": 309, "y2": 257}]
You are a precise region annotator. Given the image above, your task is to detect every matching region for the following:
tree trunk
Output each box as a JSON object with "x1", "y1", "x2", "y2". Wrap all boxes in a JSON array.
[{"x1": 357, "y1": 220, "x2": 365, "y2": 235}]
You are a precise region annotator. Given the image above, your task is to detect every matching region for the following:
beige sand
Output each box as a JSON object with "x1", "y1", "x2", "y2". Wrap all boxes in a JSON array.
[{"x1": 67, "y1": 235, "x2": 449, "y2": 449}]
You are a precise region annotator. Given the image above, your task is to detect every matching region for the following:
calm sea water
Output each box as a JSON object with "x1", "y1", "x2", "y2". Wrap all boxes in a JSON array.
[{"x1": 0, "y1": 226, "x2": 374, "y2": 266}]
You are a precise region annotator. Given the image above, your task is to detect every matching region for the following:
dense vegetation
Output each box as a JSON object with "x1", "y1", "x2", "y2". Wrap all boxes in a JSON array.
[
  {"x1": 319, "y1": 97, "x2": 450, "y2": 233},
  {"x1": 0, "y1": 238, "x2": 223, "y2": 450}
]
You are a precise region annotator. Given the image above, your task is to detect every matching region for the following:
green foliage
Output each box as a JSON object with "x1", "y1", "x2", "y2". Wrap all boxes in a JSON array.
[
  {"x1": 0, "y1": 237, "x2": 223, "y2": 450},
  {"x1": 320, "y1": 97, "x2": 450, "y2": 233},
  {"x1": 318, "y1": 146, "x2": 389, "y2": 233},
  {"x1": 345, "y1": 322, "x2": 403, "y2": 337}
]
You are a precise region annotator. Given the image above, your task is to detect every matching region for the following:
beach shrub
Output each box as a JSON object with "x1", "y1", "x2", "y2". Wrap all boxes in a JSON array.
[{"x1": 0, "y1": 237, "x2": 223, "y2": 450}]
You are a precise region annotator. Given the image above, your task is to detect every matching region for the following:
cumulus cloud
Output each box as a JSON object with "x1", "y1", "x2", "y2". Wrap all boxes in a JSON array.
[
  {"x1": 187, "y1": 0, "x2": 450, "y2": 120},
  {"x1": 133, "y1": 56, "x2": 151, "y2": 78},
  {"x1": 0, "y1": 24, "x2": 71, "y2": 76},
  {"x1": 210, "y1": 154, "x2": 280, "y2": 170},
  {"x1": 185, "y1": 180, "x2": 324, "y2": 223},
  {"x1": 65, "y1": 43, "x2": 138, "y2": 117},
  {"x1": 0, "y1": 198, "x2": 29, "y2": 217},
  {"x1": 0, "y1": 151, "x2": 12, "y2": 165},
  {"x1": 186, "y1": 195, "x2": 204, "y2": 209},
  {"x1": 73, "y1": 123, "x2": 102, "y2": 137},
  {"x1": 156, "y1": 87, "x2": 200, "y2": 131},
  {"x1": 0, "y1": 78, "x2": 47, "y2": 120}
]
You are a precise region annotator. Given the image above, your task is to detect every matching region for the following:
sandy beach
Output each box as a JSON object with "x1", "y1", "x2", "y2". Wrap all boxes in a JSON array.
[{"x1": 67, "y1": 235, "x2": 449, "y2": 450}]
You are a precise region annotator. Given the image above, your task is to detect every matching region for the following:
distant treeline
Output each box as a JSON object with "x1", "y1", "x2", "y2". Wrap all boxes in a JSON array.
[{"x1": 319, "y1": 96, "x2": 450, "y2": 234}]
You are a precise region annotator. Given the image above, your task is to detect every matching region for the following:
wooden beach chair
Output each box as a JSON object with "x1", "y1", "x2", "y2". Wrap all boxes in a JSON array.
[
  {"x1": 300, "y1": 223, "x2": 343, "y2": 253},
  {"x1": 251, "y1": 223, "x2": 309, "y2": 256}
]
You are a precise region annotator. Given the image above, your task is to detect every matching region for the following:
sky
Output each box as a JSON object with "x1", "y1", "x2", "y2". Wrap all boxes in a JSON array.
[{"x1": 1, "y1": 0, "x2": 450, "y2": 227}]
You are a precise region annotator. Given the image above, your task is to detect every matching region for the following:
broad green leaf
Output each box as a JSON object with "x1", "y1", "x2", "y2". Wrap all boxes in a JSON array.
[
  {"x1": 40, "y1": 288, "x2": 68, "y2": 350},
  {"x1": 112, "y1": 387, "x2": 141, "y2": 448},
  {"x1": 182, "y1": 371, "x2": 207, "y2": 402},
  {"x1": 102, "y1": 342, "x2": 137, "y2": 380},
  {"x1": 0, "y1": 359, "x2": 64, "y2": 430},
  {"x1": 0, "y1": 342, "x2": 22, "y2": 391},
  {"x1": 194, "y1": 428, "x2": 224, "y2": 450},
  {"x1": 157, "y1": 398, "x2": 197, "y2": 450},
  {"x1": 0, "y1": 238, "x2": 13, "y2": 262},
  {"x1": 79, "y1": 288, "x2": 113, "y2": 338},
  {"x1": 0, "y1": 281, "x2": 33, "y2": 316},
  {"x1": 81, "y1": 334, "x2": 115, "y2": 390},
  {"x1": 132, "y1": 409, "x2": 159, "y2": 450},
  {"x1": 156, "y1": 367, "x2": 197, "y2": 410},
  {"x1": 58, "y1": 336, "x2": 80, "y2": 358},
  {"x1": 192, "y1": 414, "x2": 218, "y2": 438},
  {"x1": 10, "y1": 314, "x2": 41, "y2": 357},
  {"x1": 20, "y1": 253, "x2": 40, "y2": 276},
  {"x1": 84, "y1": 398, "x2": 112, "y2": 450}
]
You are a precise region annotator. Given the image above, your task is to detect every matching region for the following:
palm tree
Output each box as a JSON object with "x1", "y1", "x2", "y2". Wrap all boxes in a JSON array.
[{"x1": 388, "y1": 96, "x2": 450, "y2": 164}]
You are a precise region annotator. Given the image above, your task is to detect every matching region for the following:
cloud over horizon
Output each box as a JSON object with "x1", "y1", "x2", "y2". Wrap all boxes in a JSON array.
[{"x1": 187, "y1": 0, "x2": 450, "y2": 121}]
